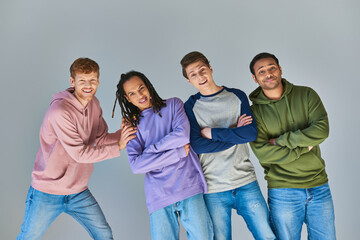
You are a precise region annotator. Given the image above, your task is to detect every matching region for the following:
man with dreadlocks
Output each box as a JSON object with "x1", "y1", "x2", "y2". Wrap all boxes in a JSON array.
[
  {"x1": 17, "y1": 58, "x2": 136, "y2": 240},
  {"x1": 181, "y1": 51, "x2": 275, "y2": 240},
  {"x1": 113, "y1": 70, "x2": 213, "y2": 239}
]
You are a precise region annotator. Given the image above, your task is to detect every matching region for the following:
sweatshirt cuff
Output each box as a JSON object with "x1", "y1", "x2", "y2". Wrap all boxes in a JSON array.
[
  {"x1": 109, "y1": 143, "x2": 121, "y2": 158},
  {"x1": 211, "y1": 128, "x2": 218, "y2": 141},
  {"x1": 176, "y1": 146, "x2": 187, "y2": 159}
]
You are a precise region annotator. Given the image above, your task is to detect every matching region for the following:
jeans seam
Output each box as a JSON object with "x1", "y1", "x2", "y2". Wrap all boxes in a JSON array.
[{"x1": 19, "y1": 187, "x2": 36, "y2": 236}]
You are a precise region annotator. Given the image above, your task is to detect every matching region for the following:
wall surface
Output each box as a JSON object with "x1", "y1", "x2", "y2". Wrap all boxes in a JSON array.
[{"x1": 1, "y1": 0, "x2": 359, "y2": 239}]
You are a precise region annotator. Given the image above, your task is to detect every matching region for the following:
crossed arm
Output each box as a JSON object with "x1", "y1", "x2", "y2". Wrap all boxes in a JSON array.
[
  {"x1": 184, "y1": 91, "x2": 257, "y2": 154},
  {"x1": 250, "y1": 89, "x2": 329, "y2": 165},
  {"x1": 126, "y1": 99, "x2": 191, "y2": 174}
]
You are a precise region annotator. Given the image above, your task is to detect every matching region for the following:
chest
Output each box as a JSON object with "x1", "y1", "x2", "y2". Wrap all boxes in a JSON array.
[
  {"x1": 193, "y1": 93, "x2": 241, "y2": 128},
  {"x1": 256, "y1": 95, "x2": 309, "y2": 137}
]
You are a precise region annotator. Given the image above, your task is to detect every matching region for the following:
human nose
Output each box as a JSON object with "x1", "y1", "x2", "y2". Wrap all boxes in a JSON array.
[
  {"x1": 266, "y1": 71, "x2": 273, "y2": 78},
  {"x1": 137, "y1": 92, "x2": 144, "y2": 98}
]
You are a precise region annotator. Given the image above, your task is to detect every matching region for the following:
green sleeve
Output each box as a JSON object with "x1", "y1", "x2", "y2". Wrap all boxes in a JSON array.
[
  {"x1": 276, "y1": 88, "x2": 329, "y2": 149},
  {"x1": 250, "y1": 120, "x2": 309, "y2": 166}
]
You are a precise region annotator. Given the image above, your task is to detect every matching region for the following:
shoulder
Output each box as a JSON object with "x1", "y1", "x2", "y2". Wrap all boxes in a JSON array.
[
  {"x1": 47, "y1": 99, "x2": 75, "y2": 124},
  {"x1": 223, "y1": 87, "x2": 247, "y2": 99},
  {"x1": 291, "y1": 84, "x2": 319, "y2": 99},
  {"x1": 165, "y1": 97, "x2": 186, "y2": 114},
  {"x1": 167, "y1": 97, "x2": 184, "y2": 105},
  {"x1": 184, "y1": 93, "x2": 201, "y2": 109}
]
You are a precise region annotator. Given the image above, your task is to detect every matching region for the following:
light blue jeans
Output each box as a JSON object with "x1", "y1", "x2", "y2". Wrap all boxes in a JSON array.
[
  {"x1": 150, "y1": 193, "x2": 213, "y2": 240},
  {"x1": 17, "y1": 186, "x2": 113, "y2": 240},
  {"x1": 268, "y1": 183, "x2": 336, "y2": 240},
  {"x1": 204, "y1": 181, "x2": 276, "y2": 240}
]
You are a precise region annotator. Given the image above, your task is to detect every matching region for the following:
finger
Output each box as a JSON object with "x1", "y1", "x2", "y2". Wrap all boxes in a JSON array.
[
  {"x1": 122, "y1": 126, "x2": 137, "y2": 135},
  {"x1": 123, "y1": 134, "x2": 137, "y2": 144},
  {"x1": 122, "y1": 130, "x2": 137, "y2": 139},
  {"x1": 242, "y1": 116, "x2": 252, "y2": 121}
]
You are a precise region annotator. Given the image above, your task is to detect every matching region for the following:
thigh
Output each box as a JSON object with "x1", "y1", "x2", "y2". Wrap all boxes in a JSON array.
[
  {"x1": 150, "y1": 204, "x2": 179, "y2": 240},
  {"x1": 178, "y1": 193, "x2": 213, "y2": 240},
  {"x1": 268, "y1": 188, "x2": 306, "y2": 240},
  {"x1": 17, "y1": 186, "x2": 63, "y2": 240},
  {"x1": 306, "y1": 183, "x2": 336, "y2": 240},
  {"x1": 66, "y1": 189, "x2": 113, "y2": 240},
  {"x1": 234, "y1": 181, "x2": 276, "y2": 240},
  {"x1": 204, "y1": 191, "x2": 232, "y2": 240}
]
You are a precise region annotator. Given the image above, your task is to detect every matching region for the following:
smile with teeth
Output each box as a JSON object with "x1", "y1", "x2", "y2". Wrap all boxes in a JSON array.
[
  {"x1": 199, "y1": 79, "x2": 207, "y2": 85},
  {"x1": 139, "y1": 97, "x2": 148, "y2": 104},
  {"x1": 82, "y1": 89, "x2": 92, "y2": 93}
]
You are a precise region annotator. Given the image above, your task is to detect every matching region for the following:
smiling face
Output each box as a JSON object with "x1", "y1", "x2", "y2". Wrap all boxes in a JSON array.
[
  {"x1": 185, "y1": 60, "x2": 218, "y2": 95},
  {"x1": 123, "y1": 76, "x2": 152, "y2": 111},
  {"x1": 70, "y1": 71, "x2": 99, "y2": 107},
  {"x1": 252, "y1": 58, "x2": 283, "y2": 91}
]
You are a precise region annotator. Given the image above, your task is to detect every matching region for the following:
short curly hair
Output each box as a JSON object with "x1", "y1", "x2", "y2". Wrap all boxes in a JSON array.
[{"x1": 70, "y1": 58, "x2": 99, "y2": 78}]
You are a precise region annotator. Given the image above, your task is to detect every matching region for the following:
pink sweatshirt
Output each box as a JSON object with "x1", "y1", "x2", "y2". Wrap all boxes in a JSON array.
[{"x1": 31, "y1": 88, "x2": 121, "y2": 195}]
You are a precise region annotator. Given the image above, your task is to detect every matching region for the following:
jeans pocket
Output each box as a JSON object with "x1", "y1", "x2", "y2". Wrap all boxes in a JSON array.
[{"x1": 25, "y1": 186, "x2": 35, "y2": 204}]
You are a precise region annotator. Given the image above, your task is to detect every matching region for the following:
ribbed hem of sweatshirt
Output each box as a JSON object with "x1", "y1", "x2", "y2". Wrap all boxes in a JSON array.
[
  {"x1": 206, "y1": 175, "x2": 257, "y2": 194},
  {"x1": 147, "y1": 184, "x2": 205, "y2": 214},
  {"x1": 30, "y1": 184, "x2": 89, "y2": 196},
  {"x1": 267, "y1": 174, "x2": 328, "y2": 189}
]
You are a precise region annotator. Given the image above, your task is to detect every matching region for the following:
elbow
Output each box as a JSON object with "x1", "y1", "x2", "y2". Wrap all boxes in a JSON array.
[
  {"x1": 129, "y1": 160, "x2": 143, "y2": 174},
  {"x1": 129, "y1": 164, "x2": 142, "y2": 174},
  {"x1": 189, "y1": 141, "x2": 207, "y2": 154},
  {"x1": 190, "y1": 144, "x2": 203, "y2": 154},
  {"x1": 325, "y1": 126, "x2": 330, "y2": 138}
]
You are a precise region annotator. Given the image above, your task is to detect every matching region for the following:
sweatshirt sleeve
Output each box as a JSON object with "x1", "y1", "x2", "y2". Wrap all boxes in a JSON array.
[
  {"x1": 184, "y1": 97, "x2": 234, "y2": 154},
  {"x1": 276, "y1": 88, "x2": 329, "y2": 149},
  {"x1": 250, "y1": 111, "x2": 309, "y2": 166},
  {"x1": 145, "y1": 98, "x2": 190, "y2": 154},
  {"x1": 211, "y1": 90, "x2": 257, "y2": 144},
  {"x1": 96, "y1": 109, "x2": 122, "y2": 146},
  {"x1": 126, "y1": 133, "x2": 187, "y2": 174},
  {"x1": 50, "y1": 107, "x2": 120, "y2": 163}
]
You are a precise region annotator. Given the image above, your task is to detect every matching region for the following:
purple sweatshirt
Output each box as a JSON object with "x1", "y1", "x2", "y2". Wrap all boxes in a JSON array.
[{"x1": 126, "y1": 97, "x2": 207, "y2": 214}]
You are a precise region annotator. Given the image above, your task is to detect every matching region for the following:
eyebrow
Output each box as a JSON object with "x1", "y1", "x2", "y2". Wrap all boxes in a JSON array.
[
  {"x1": 127, "y1": 83, "x2": 144, "y2": 95},
  {"x1": 256, "y1": 63, "x2": 276, "y2": 72},
  {"x1": 188, "y1": 63, "x2": 206, "y2": 75}
]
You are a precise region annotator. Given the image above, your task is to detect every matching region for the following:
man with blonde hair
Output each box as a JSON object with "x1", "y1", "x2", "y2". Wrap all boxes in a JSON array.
[{"x1": 17, "y1": 58, "x2": 136, "y2": 240}]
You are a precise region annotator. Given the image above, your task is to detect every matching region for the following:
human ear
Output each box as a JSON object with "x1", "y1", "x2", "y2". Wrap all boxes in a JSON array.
[
  {"x1": 252, "y1": 75, "x2": 258, "y2": 84},
  {"x1": 70, "y1": 77, "x2": 75, "y2": 88}
]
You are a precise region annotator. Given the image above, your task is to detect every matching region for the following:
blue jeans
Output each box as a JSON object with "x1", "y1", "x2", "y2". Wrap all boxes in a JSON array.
[
  {"x1": 17, "y1": 186, "x2": 113, "y2": 240},
  {"x1": 150, "y1": 193, "x2": 213, "y2": 240},
  {"x1": 204, "y1": 181, "x2": 276, "y2": 240},
  {"x1": 268, "y1": 183, "x2": 336, "y2": 240}
]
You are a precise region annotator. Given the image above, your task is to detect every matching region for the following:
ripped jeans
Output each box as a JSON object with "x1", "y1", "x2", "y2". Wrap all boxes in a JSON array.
[{"x1": 204, "y1": 181, "x2": 276, "y2": 240}]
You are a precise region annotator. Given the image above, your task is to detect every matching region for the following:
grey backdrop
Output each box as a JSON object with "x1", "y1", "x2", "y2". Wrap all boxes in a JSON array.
[{"x1": 1, "y1": 0, "x2": 359, "y2": 239}]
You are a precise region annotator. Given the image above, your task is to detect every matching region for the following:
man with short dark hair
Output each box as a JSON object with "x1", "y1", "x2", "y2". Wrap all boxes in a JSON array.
[
  {"x1": 17, "y1": 58, "x2": 136, "y2": 240},
  {"x1": 249, "y1": 52, "x2": 336, "y2": 240},
  {"x1": 181, "y1": 51, "x2": 275, "y2": 240}
]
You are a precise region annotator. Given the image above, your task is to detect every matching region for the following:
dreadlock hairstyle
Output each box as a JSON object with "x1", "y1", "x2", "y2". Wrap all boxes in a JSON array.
[{"x1": 112, "y1": 71, "x2": 166, "y2": 127}]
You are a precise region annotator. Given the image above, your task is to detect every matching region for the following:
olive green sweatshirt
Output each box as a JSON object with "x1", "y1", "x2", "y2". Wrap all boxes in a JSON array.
[{"x1": 249, "y1": 79, "x2": 329, "y2": 188}]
